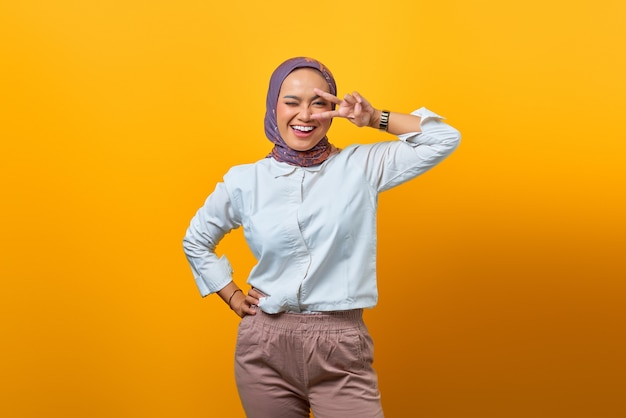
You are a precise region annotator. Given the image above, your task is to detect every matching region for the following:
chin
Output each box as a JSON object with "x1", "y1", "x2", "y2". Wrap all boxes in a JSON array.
[
  {"x1": 286, "y1": 138, "x2": 324, "y2": 152},
  {"x1": 292, "y1": 145, "x2": 315, "y2": 151}
]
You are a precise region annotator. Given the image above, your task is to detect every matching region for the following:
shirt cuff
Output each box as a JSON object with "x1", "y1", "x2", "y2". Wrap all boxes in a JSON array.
[
  {"x1": 397, "y1": 107, "x2": 444, "y2": 143},
  {"x1": 196, "y1": 255, "x2": 234, "y2": 297}
]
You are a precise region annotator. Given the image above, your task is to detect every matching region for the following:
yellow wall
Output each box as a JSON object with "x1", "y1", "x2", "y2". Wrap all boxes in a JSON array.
[{"x1": 1, "y1": 1, "x2": 625, "y2": 417}]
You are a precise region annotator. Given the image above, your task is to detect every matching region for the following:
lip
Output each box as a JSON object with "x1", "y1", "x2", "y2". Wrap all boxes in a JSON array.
[{"x1": 290, "y1": 125, "x2": 316, "y2": 138}]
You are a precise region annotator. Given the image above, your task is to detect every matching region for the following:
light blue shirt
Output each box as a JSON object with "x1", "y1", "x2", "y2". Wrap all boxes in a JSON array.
[{"x1": 183, "y1": 107, "x2": 460, "y2": 313}]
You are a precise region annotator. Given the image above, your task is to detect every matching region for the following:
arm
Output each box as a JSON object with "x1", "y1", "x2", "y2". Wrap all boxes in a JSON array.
[
  {"x1": 311, "y1": 88, "x2": 424, "y2": 135},
  {"x1": 361, "y1": 107, "x2": 461, "y2": 192},
  {"x1": 182, "y1": 182, "x2": 260, "y2": 317},
  {"x1": 311, "y1": 88, "x2": 460, "y2": 191},
  {"x1": 216, "y1": 282, "x2": 263, "y2": 318}
]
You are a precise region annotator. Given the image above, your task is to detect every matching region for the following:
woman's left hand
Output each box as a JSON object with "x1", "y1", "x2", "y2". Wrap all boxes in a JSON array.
[{"x1": 311, "y1": 88, "x2": 380, "y2": 128}]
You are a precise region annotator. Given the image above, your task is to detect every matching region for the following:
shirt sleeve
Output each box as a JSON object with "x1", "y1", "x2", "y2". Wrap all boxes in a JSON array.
[
  {"x1": 398, "y1": 107, "x2": 460, "y2": 146},
  {"x1": 182, "y1": 181, "x2": 241, "y2": 296},
  {"x1": 352, "y1": 107, "x2": 461, "y2": 192}
]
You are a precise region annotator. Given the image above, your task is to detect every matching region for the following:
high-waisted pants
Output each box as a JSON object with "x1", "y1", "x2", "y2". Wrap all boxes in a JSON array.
[{"x1": 234, "y1": 309, "x2": 384, "y2": 418}]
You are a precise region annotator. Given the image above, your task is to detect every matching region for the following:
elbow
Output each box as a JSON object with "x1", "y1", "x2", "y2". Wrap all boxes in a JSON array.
[
  {"x1": 441, "y1": 127, "x2": 461, "y2": 155},
  {"x1": 449, "y1": 127, "x2": 462, "y2": 149},
  {"x1": 182, "y1": 228, "x2": 203, "y2": 257},
  {"x1": 182, "y1": 235, "x2": 194, "y2": 257},
  {"x1": 182, "y1": 228, "x2": 216, "y2": 258}
]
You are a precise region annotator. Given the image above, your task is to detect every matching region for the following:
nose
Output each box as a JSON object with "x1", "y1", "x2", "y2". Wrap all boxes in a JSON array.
[{"x1": 298, "y1": 105, "x2": 312, "y2": 121}]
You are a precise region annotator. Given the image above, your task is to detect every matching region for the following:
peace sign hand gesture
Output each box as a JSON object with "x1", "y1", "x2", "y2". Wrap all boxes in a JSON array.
[{"x1": 311, "y1": 88, "x2": 381, "y2": 128}]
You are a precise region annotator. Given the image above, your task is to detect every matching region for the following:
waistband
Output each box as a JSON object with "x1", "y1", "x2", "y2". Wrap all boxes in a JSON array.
[{"x1": 251, "y1": 309, "x2": 364, "y2": 332}]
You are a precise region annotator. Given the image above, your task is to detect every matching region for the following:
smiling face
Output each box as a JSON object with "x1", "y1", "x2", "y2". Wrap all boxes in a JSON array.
[{"x1": 276, "y1": 68, "x2": 333, "y2": 151}]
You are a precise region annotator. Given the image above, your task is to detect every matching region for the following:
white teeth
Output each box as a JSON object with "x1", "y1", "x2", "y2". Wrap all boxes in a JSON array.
[{"x1": 292, "y1": 125, "x2": 314, "y2": 132}]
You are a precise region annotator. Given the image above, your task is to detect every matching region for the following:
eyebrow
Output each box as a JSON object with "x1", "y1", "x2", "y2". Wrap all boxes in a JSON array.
[{"x1": 281, "y1": 95, "x2": 323, "y2": 101}]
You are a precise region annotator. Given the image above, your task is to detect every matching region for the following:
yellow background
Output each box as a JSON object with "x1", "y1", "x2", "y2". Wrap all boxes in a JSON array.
[{"x1": 1, "y1": 0, "x2": 625, "y2": 417}]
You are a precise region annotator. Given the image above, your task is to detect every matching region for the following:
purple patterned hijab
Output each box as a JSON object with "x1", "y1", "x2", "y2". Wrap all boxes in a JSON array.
[{"x1": 264, "y1": 57, "x2": 338, "y2": 167}]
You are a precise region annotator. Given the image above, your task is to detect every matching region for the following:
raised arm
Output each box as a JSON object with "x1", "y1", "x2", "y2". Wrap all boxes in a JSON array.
[{"x1": 311, "y1": 87, "x2": 424, "y2": 135}]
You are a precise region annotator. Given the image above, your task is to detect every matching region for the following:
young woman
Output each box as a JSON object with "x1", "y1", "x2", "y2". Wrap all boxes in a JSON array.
[{"x1": 183, "y1": 57, "x2": 461, "y2": 417}]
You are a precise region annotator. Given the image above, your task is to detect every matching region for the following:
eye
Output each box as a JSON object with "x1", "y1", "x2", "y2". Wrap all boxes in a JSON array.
[
  {"x1": 284, "y1": 101, "x2": 298, "y2": 106},
  {"x1": 313, "y1": 100, "x2": 327, "y2": 107}
]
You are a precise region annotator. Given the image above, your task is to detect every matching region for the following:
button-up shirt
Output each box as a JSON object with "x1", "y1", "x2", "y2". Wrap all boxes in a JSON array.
[{"x1": 183, "y1": 107, "x2": 460, "y2": 313}]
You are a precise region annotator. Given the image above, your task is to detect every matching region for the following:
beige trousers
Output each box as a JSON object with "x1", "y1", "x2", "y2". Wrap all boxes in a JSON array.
[{"x1": 234, "y1": 309, "x2": 384, "y2": 418}]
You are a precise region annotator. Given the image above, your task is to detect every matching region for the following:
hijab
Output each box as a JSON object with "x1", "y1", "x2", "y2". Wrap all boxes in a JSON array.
[{"x1": 264, "y1": 57, "x2": 338, "y2": 167}]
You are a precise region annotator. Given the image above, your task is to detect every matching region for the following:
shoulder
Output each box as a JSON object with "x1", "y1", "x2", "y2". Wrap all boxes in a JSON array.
[
  {"x1": 224, "y1": 158, "x2": 272, "y2": 182},
  {"x1": 330, "y1": 141, "x2": 402, "y2": 162}
]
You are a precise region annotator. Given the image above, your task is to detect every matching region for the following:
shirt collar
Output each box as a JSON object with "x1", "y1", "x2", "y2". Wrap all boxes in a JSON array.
[{"x1": 269, "y1": 158, "x2": 325, "y2": 177}]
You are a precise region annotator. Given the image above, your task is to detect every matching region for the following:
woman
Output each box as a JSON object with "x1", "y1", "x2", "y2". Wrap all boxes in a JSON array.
[{"x1": 183, "y1": 57, "x2": 460, "y2": 417}]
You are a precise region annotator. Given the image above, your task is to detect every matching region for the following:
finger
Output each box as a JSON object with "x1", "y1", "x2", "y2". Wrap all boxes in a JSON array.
[
  {"x1": 343, "y1": 93, "x2": 356, "y2": 105},
  {"x1": 353, "y1": 91, "x2": 374, "y2": 110},
  {"x1": 353, "y1": 91, "x2": 366, "y2": 103},
  {"x1": 249, "y1": 287, "x2": 266, "y2": 297},
  {"x1": 247, "y1": 291, "x2": 261, "y2": 305},
  {"x1": 248, "y1": 295, "x2": 260, "y2": 306},
  {"x1": 313, "y1": 88, "x2": 342, "y2": 105},
  {"x1": 310, "y1": 110, "x2": 339, "y2": 120},
  {"x1": 243, "y1": 304, "x2": 257, "y2": 315}
]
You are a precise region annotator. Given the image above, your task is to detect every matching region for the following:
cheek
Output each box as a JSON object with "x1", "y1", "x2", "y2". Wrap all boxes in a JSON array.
[
  {"x1": 320, "y1": 117, "x2": 332, "y2": 133},
  {"x1": 275, "y1": 103, "x2": 293, "y2": 124},
  {"x1": 275, "y1": 107, "x2": 290, "y2": 138},
  {"x1": 275, "y1": 105, "x2": 285, "y2": 124}
]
